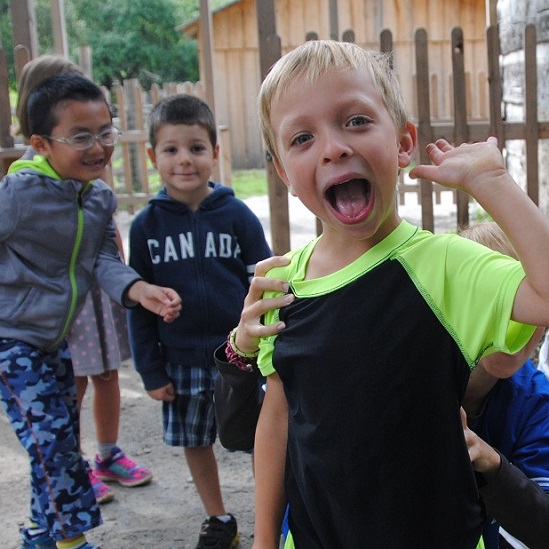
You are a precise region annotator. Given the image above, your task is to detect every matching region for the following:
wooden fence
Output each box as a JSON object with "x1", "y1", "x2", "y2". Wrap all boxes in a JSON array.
[
  {"x1": 259, "y1": 24, "x2": 549, "y2": 254},
  {"x1": 0, "y1": 47, "x2": 232, "y2": 214},
  {"x1": 0, "y1": 23, "x2": 547, "y2": 254}
]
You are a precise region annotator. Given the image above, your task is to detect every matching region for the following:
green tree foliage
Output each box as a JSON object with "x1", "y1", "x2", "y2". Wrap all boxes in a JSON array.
[
  {"x1": 0, "y1": 0, "x2": 208, "y2": 89},
  {"x1": 68, "y1": 0, "x2": 199, "y2": 88}
]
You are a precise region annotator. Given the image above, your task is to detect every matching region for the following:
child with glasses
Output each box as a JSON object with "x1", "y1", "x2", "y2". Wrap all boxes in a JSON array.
[
  {"x1": 0, "y1": 71, "x2": 181, "y2": 549},
  {"x1": 14, "y1": 54, "x2": 153, "y2": 511}
]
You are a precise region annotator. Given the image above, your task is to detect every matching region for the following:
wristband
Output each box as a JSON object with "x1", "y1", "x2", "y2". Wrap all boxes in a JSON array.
[
  {"x1": 225, "y1": 329, "x2": 259, "y2": 372},
  {"x1": 229, "y1": 328, "x2": 260, "y2": 358}
]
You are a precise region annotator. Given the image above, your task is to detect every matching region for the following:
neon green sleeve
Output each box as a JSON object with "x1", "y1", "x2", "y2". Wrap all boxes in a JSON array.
[{"x1": 398, "y1": 232, "x2": 536, "y2": 366}]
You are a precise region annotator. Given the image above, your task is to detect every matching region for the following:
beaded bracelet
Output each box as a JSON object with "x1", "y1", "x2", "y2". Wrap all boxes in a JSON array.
[{"x1": 224, "y1": 328, "x2": 259, "y2": 372}]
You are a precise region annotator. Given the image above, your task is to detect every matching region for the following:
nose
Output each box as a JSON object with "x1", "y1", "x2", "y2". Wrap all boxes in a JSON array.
[
  {"x1": 321, "y1": 132, "x2": 353, "y2": 163},
  {"x1": 176, "y1": 149, "x2": 192, "y2": 163},
  {"x1": 89, "y1": 137, "x2": 106, "y2": 151}
]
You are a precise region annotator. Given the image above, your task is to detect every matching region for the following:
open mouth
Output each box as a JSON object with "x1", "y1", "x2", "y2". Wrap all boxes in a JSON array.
[{"x1": 325, "y1": 178, "x2": 372, "y2": 220}]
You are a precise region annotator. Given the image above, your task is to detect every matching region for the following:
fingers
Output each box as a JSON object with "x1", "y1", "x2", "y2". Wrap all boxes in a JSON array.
[
  {"x1": 460, "y1": 406, "x2": 467, "y2": 428},
  {"x1": 246, "y1": 271, "x2": 290, "y2": 300},
  {"x1": 254, "y1": 255, "x2": 291, "y2": 277},
  {"x1": 159, "y1": 287, "x2": 182, "y2": 323},
  {"x1": 235, "y1": 256, "x2": 294, "y2": 352}
]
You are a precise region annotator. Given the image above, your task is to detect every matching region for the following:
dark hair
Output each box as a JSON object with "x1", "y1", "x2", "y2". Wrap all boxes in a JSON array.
[
  {"x1": 27, "y1": 72, "x2": 110, "y2": 137},
  {"x1": 148, "y1": 94, "x2": 217, "y2": 150}
]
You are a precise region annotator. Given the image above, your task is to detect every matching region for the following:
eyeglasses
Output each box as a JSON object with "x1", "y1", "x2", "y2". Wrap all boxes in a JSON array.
[{"x1": 44, "y1": 127, "x2": 121, "y2": 151}]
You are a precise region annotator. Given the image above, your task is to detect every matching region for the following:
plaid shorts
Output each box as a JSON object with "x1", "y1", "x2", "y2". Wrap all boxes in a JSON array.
[{"x1": 162, "y1": 362, "x2": 217, "y2": 447}]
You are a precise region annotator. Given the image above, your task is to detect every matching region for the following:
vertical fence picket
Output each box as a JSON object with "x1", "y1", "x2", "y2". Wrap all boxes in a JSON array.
[
  {"x1": 524, "y1": 24, "x2": 539, "y2": 206},
  {"x1": 451, "y1": 26, "x2": 470, "y2": 228},
  {"x1": 486, "y1": 25, "x2": 504, "y2": 148},
  {"x1": 414, "y1": 28, "x2": 435, "y2": 232}
]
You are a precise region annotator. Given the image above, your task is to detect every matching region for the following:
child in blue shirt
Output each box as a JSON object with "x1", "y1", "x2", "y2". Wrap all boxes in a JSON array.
[{"x1": 127, "y1": 94, "x2": 271, "y2": 549}]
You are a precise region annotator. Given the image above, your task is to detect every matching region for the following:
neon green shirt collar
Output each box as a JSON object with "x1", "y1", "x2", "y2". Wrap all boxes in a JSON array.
[
  {"x1": 8, "y1": 153, "x2": 94, "y2": 187},
  {"x1": 8, "y1": 153, "x2": 62, "y2": 180}
]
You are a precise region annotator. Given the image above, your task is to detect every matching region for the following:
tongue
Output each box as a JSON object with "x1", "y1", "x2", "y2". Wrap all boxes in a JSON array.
[{"x1": 334, "y1": 180, "x2": 368, "y2": 217}]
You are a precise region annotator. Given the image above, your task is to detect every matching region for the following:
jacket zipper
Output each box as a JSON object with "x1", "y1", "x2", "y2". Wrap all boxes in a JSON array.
[{"x1": 51, "y1": 183, "x2": 90, "y2": 348}]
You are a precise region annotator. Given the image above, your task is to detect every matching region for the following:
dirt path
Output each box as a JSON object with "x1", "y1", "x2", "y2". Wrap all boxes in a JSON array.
[{"x1": 0, "y1": 358, "x2": 257, "y2": 548}]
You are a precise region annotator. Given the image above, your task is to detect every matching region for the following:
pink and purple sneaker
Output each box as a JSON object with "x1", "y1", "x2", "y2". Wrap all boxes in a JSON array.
[{"x1": 93, "y1": 447, "x2": 153, "y2": 487}]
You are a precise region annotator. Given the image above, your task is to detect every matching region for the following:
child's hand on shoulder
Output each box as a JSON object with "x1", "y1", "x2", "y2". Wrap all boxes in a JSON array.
[
  {"x1": 235, "y1": 256, "x2": 295, "y2": 354},
  {"x1": 410, "y1": 137, "x2": 510, "y2": 195},
  {"x1": 128, "y1": 280, "x2": 182, "y2": 322},
  {"x1": 147, "y1": 383, "x2": 176, "y2": 402}
]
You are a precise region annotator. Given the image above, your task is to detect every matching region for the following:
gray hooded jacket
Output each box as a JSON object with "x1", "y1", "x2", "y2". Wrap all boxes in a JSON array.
[{"x1": 0, "y1": 154, "x2": 140, "y2": 351}]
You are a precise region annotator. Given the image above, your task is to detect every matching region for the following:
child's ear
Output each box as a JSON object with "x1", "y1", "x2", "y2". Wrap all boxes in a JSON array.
[
  {"x1": 147, "y1": 145, "x2": 157, "y2": 169},
  {"x1": 398, "y1": 122, "x2": 417, "y2": 169},
  {"x1": 30, "y1": 134, "x2": 51, "y2": 156},
  {"x1": 212, "y1": 144, "x2": 220, "y2": 165}
]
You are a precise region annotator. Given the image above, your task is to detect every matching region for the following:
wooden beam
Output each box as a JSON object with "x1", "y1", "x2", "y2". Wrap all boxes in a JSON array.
[
  {"x1": 255, "y1": 0, "x2": 290, "y2": 255},
  {"x1": 0, "y1": 48, "x2": 14, "y2": 149},
  {"x1": 485, "y1": 0, "x2": 497, "y2": 27},
  {"x1": 524, "y1": 24, "x2": 538, "y2": 205},
  {"x1": 51, "y1": 0, "x2": 69, "y2": 57},
  {"x1": 199, "y1": 0, "x2": 216, "y2": 114},
  {"x1": 414, "y1": 28, "x2": 434, "y2": 232},
  {"x1": 451, "y1": 27, "x2": 470, "y2": 228},
  {"x1": 328, "y1": 0, "x2": 339, "y2": 40},
  {"x1": 10, "y1": 0, "x2": 38, "y2": 59}
]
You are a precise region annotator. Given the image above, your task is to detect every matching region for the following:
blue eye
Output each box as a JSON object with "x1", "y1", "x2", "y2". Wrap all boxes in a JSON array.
[
  {"x1": 291, "y1": 134, "x2": 312, "y2": 146},
  {"x1": 348, "y1": 116, "x2": 370, "y2": 127}
]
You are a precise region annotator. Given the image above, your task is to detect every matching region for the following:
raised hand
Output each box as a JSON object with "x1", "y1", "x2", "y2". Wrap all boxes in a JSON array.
[{"x1": 409, "y1": 137, "x2": 509, "y2": 194}]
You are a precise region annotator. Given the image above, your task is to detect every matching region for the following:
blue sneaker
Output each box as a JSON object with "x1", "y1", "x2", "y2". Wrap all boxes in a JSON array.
[{"x1": 19, "y1": 527, "x2": 56, "y2": 549}]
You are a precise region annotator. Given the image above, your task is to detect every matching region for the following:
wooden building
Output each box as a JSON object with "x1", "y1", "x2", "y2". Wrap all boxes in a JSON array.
[{"x1": 179, "y1": 0, "x2": 490, "y2": 169}]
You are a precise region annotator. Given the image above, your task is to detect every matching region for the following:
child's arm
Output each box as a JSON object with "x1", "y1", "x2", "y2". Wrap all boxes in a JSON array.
[
  {"x1": 479, "y1": 326, "x2": 545, "y2": 378},
  {"x1": 126, "y1": 280, "x2": 181, "y2": 323},
  {"x1": 461, "y1": 408, "x2": 549, "y2": 547},
  {"x1": 410, "y1": 137, "x2": 549, "y2": 327},
  {"x1": 252, "y1": 372, "x2": 289, "y2": 548},
  {"x1": 233, "y1": 256, "x2": 294, "y2": 354}
]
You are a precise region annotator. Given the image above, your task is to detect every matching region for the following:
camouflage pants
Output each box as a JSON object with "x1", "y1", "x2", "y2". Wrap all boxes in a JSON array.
[{"x1": 0, "y1": 339, "x2": 101, "y2": 540}]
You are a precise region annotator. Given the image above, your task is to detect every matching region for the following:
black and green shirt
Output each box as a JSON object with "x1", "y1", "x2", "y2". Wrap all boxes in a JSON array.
[{"x1": 259, "y1": 220, "x2": 534, "y2": 548}]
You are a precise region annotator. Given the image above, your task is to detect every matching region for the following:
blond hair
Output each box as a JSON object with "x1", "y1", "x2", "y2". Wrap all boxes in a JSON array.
[
  {"x1": 15, "y1": 54, "x2": 84, "y2": 139},
  {"x1": 258, "y1": 40, "x2": 410, "y2": 165},
  {"x1": 458, "y1": 222, "x2": 517, "y2": 260}
]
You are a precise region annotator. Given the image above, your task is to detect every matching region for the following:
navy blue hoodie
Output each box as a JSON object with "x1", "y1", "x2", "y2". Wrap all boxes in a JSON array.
[{"x1": 128, "y1": 183, "x2": 271, "y2": 390}]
